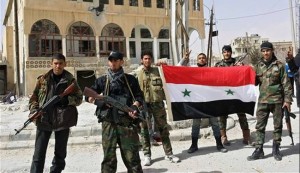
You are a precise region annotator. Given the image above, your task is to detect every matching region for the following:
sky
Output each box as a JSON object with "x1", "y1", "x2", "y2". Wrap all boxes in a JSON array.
[
  {"x1": 0, "y1": 0, "x2": 297, "y2": 56},
  {"x1": 189, "y1": 0, "x2": 297, "y2": 57}
]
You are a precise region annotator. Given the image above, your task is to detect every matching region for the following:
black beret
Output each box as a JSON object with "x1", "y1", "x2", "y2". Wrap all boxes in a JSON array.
[
  {"x1": 108, "y1": 51, "x2": 123, "y2": 60},
  {"x1": 260, "y1": 41, "x2": 273, "y2": 50}
]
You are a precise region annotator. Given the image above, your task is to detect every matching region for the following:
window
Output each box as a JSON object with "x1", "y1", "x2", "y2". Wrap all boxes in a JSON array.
[
  {"x1": 29, "y1": 19, "x2": 62, "y2": 57},
  {"x1": 193, "y1": 0, "x2": 200, "y2": 11},
  {"x1": 159, "y1": 42, "x2": 169, "y2": 59},
  {"x1": 140, "y1": 28, "x2": 151, "y2": 38},
  {"x1": 130, "y1": 0, "x2": 138, "y2": 6},
  {"x1": 143, "y1": 0, "x2": 151, "y2": 7},
  {"x1": 157, "y1": 0, "x2": 164, "y2": 8},
  {"x1": 129, "y1": 41, "x2": 136, "y2": 57},
  {"x1": 141, "y1": 42, "x2": 153, "y2": 53},
  {"x1": 115, "y1": 0, "x2": 123, "y2": 5},
  {"x1": 66, "y1": 21, "x2": 96, "y2": 57},
  {"x1": 100, "y1": 0, "x2": 109, "y2": 4},
  {"x1": 100, "y1": 24, "x2": 126, "y2": 56},
  {"x1": 158, "y1": 29, "x2": 169, "y2": 39},
  {"x1": 83, "y1": 0, "x2": 93, "y2": 2}
]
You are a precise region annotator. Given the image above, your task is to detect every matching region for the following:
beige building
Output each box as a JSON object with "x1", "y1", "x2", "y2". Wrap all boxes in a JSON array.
[
  {"x1": 2, "y1": 0, "x2": 205, "y2": 95},
  {"x1": 3, "y1": 0, "x2": 205, "y2": 95}
]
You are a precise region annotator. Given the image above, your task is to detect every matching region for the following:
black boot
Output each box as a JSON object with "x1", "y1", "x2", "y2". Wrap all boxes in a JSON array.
[
  {"x1": 187, "y1": 137, "x2": 198, "y2": 153},
  {"x1": 215, "y1": 136, "x2": 228, "y2": 153},
  {"x1": 272, "y1": 141, "x2": 282, "y2": 161},
  {"x1": 247, "y1": 146, "x2": 264, "y2": 161}
]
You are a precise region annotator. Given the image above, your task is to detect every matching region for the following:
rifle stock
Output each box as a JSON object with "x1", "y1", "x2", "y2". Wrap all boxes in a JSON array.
[
  {"x1": 14, "y1": 82, "x2": 76, "y2": 135},
  {"x1": 283, "y1": 106, "x2": 295, "y2": 145},
  {"x1": 83, "y1": 87, "x2": 145, "y2": 121}
]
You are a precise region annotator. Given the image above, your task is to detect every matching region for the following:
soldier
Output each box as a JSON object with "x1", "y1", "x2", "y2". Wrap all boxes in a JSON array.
[
  {"x1": 178, "y1": 52, "x2": 227, "y2": 153},
  {"x1": 133, "y1": 50, "x2": 180, "y2": 165},
  {"x1": 247, "y1": 42, "x2": 292, "y2": 161},
  {"x1": 86, "y1": 51, "x2": 143, "y2": 173},
  {"x1": 29, "y1": 53, "x2": 83, "y2": 173},
  {"x1": 215, "y1": 45, "x2": 251, "y2": 145}
]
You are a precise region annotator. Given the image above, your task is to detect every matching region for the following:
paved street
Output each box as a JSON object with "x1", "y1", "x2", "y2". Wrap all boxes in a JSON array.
[{"x1": 1, "y1": 111, "x2": 299, "y2": 173}]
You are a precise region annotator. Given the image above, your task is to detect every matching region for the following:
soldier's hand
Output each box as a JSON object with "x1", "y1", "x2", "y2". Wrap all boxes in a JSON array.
[
  {"x1": 235, "y1": 62, "x2": 244, "y2": 66},
  {"x1": 282, "y1": 102, "x2": 291, "y2": 112},
  {"x1": 88, "y1": 97, "x2": 95, "y2": 104},
  {"x1": 129, "y1": 105, "x2": 139, "y2": 119}
]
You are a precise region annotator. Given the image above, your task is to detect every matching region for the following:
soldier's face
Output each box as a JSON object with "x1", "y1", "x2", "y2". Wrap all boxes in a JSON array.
[
  {"x1": 197, "y1": 55, "x2": 207, "y2": 65},
  {"x1": 261, "y1": 49, "x2": 273, "y2": 61},
  {"x1": 108, "y1": 59, "x2": 124, "y2": 72},
  {"x1": 51, "y1": 59, "x2": 66, "y2": 75},
  {"x1": 222, "y1": 50, "x2": 232, "y2": 60},
  {"x1": 141, "y1": 55, "x2": 152, "y2": 68}
]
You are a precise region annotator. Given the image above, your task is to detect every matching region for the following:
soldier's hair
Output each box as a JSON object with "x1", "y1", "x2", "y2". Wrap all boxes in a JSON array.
[
  {"x1": 52, "y1": 53, "x2": 66, "y2": 62},
  {"x1": 141, "y1": 50, "x2": 153, "y2": 59},
  {"x1": 198, "y1": 53, "x2": 207, "y2": 58}
]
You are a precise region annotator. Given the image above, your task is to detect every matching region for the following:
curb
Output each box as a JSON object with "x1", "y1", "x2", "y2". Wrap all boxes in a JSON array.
[{"x1": 0, "y1": 118, "x2": 236, "y2": 150}]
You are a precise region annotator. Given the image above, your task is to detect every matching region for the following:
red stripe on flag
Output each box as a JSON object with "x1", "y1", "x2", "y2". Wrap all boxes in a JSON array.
[{"x1": 162, "y1": 65, "x2": 256, "y2": 86}]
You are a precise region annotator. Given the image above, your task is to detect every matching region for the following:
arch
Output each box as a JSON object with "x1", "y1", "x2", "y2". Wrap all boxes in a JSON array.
[
  {"x1": 99, "y1": 23, "x2": 126, "y2": 57},
  {"x1": 66, "y1": 21, "x2": 96, "y2": 57},
  {"x1": 28, "y1": 19, "x2": 62, "y2": 57},
  {"x1": 128, "y1": 25, "x2": 154, "y2": 59}
]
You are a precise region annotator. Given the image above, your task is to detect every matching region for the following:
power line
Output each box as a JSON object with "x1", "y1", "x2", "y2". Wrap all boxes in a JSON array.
[{"x1": 217, "y1": 7, "x2": 293, "y2": 21}]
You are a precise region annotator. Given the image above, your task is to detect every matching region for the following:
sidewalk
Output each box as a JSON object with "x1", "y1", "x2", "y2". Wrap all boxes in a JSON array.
[{"x1": 0, "y1": 97, "x2": 298, "y2": 150}]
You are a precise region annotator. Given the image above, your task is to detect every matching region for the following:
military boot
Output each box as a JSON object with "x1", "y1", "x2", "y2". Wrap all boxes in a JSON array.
[
  {"x1": 247, "y1": 146, "x2": 264, "y2": 161},
  {"x1": 242, "y1": 129, "x2": 251, "y2": 145},
  {"x1": 215, "y1": 136, "x2": 228, "y2": 153},
  {"x1": 220, "y1": 129, "x2": 230, "y2": 146},
  {"x1": 272, "y1": 141, "x2": 282, "y2": 161},
  {"x1": 187, "y1": 137, "x2": 198, "y2": 153}
]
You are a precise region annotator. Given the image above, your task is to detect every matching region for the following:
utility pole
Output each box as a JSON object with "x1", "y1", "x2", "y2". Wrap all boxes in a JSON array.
[
  {"x1": 14, "y1": 0, "x2": 21, "y2": 96},
  {"x1": 207, "y1": 7, "x2": 214, "y2": 67},
  {"x1": 289, "y1": 0, "x2": 296, "y2": 55}
]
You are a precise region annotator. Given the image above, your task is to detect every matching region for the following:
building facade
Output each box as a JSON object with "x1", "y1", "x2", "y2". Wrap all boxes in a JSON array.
[{"x1": 2, "y1": 0, "x2": 205, "y2": 95}]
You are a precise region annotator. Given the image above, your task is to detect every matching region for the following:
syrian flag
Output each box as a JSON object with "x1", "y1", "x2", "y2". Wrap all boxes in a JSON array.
[{"x1": 161, "y1": 65, "x2": 257, "y2": 121}]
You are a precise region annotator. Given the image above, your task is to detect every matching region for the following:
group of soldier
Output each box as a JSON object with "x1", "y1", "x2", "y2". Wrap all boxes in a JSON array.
[{"x1": 27, "y1": 40, "x2": 297, "y2": 173}]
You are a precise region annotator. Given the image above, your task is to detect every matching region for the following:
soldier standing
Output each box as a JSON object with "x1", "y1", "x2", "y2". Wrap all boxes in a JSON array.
[
  {"x1": 134, "y1": 50, "x2": 180, "y2": 164},
  {"x1": 178, "y1": 52, "x2": 228, "y2": 153},
  {"x1": 29, "y1": 53, "x2": 83, "y2": 173},
  {"x1": 86, "y1": 51, "x2": 144, "y2": 173},
  {"x1": 215, "y1": 45, "x2": 251, "y2": 145},
  {"x1": 247, "y1": 42, "x2": 292, "y2": 161}
]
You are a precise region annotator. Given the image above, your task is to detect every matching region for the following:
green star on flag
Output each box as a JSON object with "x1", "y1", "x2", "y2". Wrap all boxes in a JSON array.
[
  {"x1": 225, "y1": 89, "x2": 234, "y2": 95},
  {"x1": 182, "y1": 89, "x2": 191, "y2": 97}
]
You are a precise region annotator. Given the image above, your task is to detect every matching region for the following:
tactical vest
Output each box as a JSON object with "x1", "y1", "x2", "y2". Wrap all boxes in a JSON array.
[{"x1": 136, "y1": 67, "x2": 165, "y2": 103}]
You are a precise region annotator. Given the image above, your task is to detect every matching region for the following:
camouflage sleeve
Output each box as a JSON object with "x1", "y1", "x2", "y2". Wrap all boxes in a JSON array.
[
  {"x1": 68, "y1": 78, "x2": 83, "y2": 106},
  {"x1": 28, "y1": 78, "x2": 42, "y2": 113},
  {"x1": 281, "y1": 64, "x2": 293, "y2": 103}
]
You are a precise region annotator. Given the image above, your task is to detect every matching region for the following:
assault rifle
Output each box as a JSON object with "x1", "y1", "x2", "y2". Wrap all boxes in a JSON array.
[
  {"x1": 234, "y1": 53, "x2": 249, "y2": 66},
  {"x1": 14, "y1": 82, "x2": 76, "y2": 135},
  {"x1": 83, "y1": 87, "x2": 145, "y2": 121},
  {"x1": 283, "y1": 106, "x2": 296, "y2": 145}
]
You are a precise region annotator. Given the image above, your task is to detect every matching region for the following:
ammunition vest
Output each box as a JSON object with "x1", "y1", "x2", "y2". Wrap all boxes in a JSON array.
[{"x1": 136, "y1": 67, "x2": 165, "y2": 103}]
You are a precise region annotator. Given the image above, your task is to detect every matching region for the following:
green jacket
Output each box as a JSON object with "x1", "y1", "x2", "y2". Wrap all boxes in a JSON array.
[
  {"x1": 29, "y1": 69, "x2": 83, "y2": 131},
  {"x1": 254, "y1": 58, "x2": 293, "y2": 104}
]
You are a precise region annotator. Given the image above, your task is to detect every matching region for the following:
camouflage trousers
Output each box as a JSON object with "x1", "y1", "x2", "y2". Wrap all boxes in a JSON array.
[
  {"x1": 139, "y1": 121, "x2": 151, "y2": 157},
  {"x1": 255, "y1": 103, "x2": 283, "y2": 147},
  {"x1": 101, "y1": 121, "x2": 142, "y2": 173},
  {"x1": 142, "y1": 102, "x2": 173, "y2": 155},
  {"x1": 218, "y1": 113, "x2": 249, "y2": 130}
]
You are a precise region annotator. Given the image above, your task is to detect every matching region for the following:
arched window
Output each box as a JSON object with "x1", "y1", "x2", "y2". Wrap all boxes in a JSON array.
[
  {"x1": 100, "y1": 23, "x2": 125, "y2": 57},
  {"x1": 66, "y1": 21, "x2": 96, "y2": 57},
  {"x1": 29, "y1": 19, "x2": 62, "y2": 57},
  {"x1": 158, "y1": 29, "x2": 170, "y2": 59}
]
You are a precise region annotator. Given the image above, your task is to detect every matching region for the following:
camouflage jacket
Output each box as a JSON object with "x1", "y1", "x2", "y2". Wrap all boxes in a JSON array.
[
  {"x1": 29, "y1": 70, "x2": 83, "y2": 131},
  {"x1": 215, "y1": 58, "x2": 236, "y2": 67},
  {"x1": 134, "y1": 66, "x2": 165, "y2": 103},
  {"x1": 254, "y1": 58, "x2": 293, "y2": 104}
]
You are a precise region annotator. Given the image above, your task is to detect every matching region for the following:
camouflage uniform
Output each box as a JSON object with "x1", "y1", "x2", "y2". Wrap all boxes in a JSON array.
[
  {"x1": 254, "y1": 57, "x2": 292, "y2": 147},
  {"x1": 29, "y1": 69, "x2": 83, "y2": 173},
  {"x1": 135, "y1": 66, "x2": 174, "y2": 156},
  {"x1": 215, "y1": 58, "x2": 250, "y2": 144},
  {"x1": 88, "y1": 69, "x2": 143, "y2": 173}
]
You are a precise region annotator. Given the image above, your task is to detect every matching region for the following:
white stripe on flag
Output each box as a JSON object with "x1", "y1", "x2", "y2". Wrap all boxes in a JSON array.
[{"x1": 166, "y1": 83, "x2": 257, "y2": 102}]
